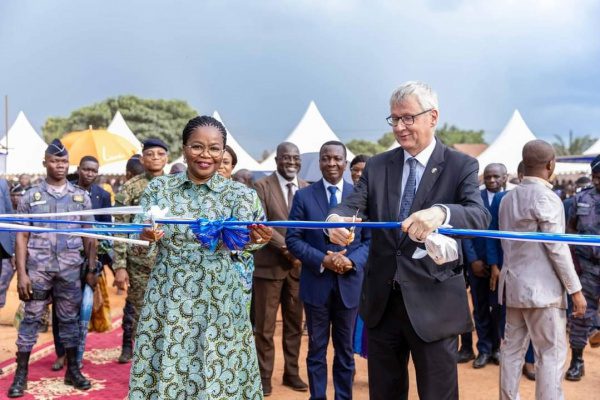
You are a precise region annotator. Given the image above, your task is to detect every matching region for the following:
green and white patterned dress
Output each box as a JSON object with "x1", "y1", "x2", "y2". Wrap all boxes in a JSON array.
[{"x1": 129, "y1": 172, "x2": 264, "y2": 399}]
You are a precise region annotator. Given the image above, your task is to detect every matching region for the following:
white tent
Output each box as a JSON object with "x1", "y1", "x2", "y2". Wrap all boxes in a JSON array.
[
  {"x1": 583, "y1": 137, "x2": 600, "y2": 155},
  {"x1": 260, "y1": 101, "x2": 355, "y2": 171},
  {"x1": 213, "y1": 111, "x2": 262, "y2": 172},
  {"x1": 0, "y1": 111, "x2": 47, "y2": 175},
  {"x1": 477, "y1": 110, "x2": 537, "y2": 175},
  {"x1": 387, "y1": 140, "x2": 400, "y2": 151},
  {"x1": 107, "y1": 111, "x2": 142, "y2": 153},
  {"x1": 477, "y1": 110, "x2": 588, "y2": 175}
]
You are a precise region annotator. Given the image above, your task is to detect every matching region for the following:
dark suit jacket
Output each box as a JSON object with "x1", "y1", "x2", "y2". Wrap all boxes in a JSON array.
[
  {"x1": 332, "y1": 141, "x2": 490, "y2": 342},
  {"x1": 0, "y1": 179, "x2": 15, "y2": 256},
  {"x1": 286, "y1": 179, "x2": 371, "y2": 309},
  {"x1": 89, "y1": 184, "x2": 112, "y2": 223},
  {"x1": 486, "y1": 190, "x2": 508, "y2": 267},
  {"x1": 253, "y1": 173, "x2": 309, "y2": 280},
  {"x1": 462, "y1": 189, "x2": 494, "y2": 265}
]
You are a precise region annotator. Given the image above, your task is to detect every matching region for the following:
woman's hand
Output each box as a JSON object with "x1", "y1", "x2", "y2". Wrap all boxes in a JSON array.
[
  {"x1": 249, "y1": 224, "x2": 272, "y2": 244},
  {"x1": 140, "y1": 226, "x2": 164, "y2": 242}
]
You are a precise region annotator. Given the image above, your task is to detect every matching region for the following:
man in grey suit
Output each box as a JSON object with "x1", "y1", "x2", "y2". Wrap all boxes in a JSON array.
[
  {"x1": 0, "y1": 178, "x2": 15, "y2": 375},
  {"x1": 498, "y1": 140, "x2": 586, "y2": 400},
  {"x1": 328, "y1": 81, "x2": 490, "y2": 400},
  {"x1": 252, "y1": 142, "x2": 309, "y2": 396}
]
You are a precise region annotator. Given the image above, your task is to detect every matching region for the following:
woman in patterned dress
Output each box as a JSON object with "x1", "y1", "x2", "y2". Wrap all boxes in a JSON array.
[
  {"x1": 217, "y1": 145, "x2": 254, "y2": 314},
  {"x1": 129, "y1": 116, "x2": 272, "y2": 399}
]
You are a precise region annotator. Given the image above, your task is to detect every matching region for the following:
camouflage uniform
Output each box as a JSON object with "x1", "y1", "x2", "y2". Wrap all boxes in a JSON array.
[
  {"x1": 568, "y1": 187, "x2": 600, "y2": 349},
  {"x1": 16, "y1": 181, "x2": 92, "y2": 352},
  {"x1": 113, "y1": 173, "x2": 159, "y2": 339}
]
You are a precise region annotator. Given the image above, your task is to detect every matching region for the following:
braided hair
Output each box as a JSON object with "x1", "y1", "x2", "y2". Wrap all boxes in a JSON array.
[{"x1": 182, "y1": 116, "x2": 227, "y2": 146}]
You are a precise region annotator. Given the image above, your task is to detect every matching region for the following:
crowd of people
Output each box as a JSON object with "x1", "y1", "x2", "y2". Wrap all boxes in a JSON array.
[{"x1": 0, "y1": 80, "x2": 598, "y2": 399}]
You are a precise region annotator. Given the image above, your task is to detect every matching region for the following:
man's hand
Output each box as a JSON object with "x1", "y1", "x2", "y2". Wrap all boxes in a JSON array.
[
  {"x1": 113, "y1": 268, "x2": 130, "y2": 291},
  {"x1": 571, "y1": 291, "x2": 587, "y2": 318},
  {"x1": 402, "y1": 206, "x2": 446, "y2": 242},
  {"x1": 471, "y1": 260, "x2": 490, "y2": 278},
  {"x1": 140, "y1": 226, "x2": 164, "y2": 242},
  {"x1": 329, "y1": 251, "x2": 353, "y2": 274},
  {"x1": 85, "y1": 271, "x2": 98, "y2": 290},
  {"x1": 327, "y1": 215, "x2": 362, "y2": 246},
  {"x1": 489, "y1": 264, "x2": 500, "y2": 291},
  {"x1": 17, "y1": 272, "x2": 32, "y2": 301},
  {"x1": 282, "y1": 247, "x2": 302, "y2": 269}
]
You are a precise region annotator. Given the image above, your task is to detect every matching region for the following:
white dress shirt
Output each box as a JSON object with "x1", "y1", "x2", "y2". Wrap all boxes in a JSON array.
[
  {"x1": 275, "y1": 171, "x2": 299, "y2": 207},
  {"x1": 401, "y1": 138, "x2": 451, "y2": 224},
  {"x1": 323, "y1": 178, "x2": 344, "y2": 205}
]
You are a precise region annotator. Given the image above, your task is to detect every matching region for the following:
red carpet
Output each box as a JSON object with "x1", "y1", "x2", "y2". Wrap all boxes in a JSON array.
[{"x1": 0, "y1": 319, "x2": 129, "y2": 400}]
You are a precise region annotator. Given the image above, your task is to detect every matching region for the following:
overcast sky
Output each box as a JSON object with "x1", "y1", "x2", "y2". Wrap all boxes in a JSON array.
[{"x1": 1, "y1": 0, "x2": 599, "y2": 157}]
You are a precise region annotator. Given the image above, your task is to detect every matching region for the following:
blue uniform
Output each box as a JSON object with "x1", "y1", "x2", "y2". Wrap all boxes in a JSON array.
[
  {"x1": 16, "y1": 181, "x2": 92, "y2": 352},
  {"x1": 568, "y1": 187, "x2": 600, "y2": 349}
]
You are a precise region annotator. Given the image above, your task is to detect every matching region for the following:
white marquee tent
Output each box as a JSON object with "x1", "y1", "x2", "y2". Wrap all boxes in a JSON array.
[
  {"x1": 260, "y1": 101, "x2": 355, "y2": 171},
  {"x1": 100, "y1": 111, "x2": 143, "y2": 174},
  {"x1": 0, "y1": 111, "x2": 47, "y2": 175},
  {"x1": 583, "y1": 137, "x2": 600, "y2": 155},
  {"x1": 477, "y1": 110, "x2": 587, "y2": 175},
  {"x1": 167, "y1": 111, "x2": 263, "y2": 172}
]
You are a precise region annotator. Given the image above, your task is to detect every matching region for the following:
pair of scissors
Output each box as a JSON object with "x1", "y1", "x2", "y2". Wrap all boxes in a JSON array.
[{"x1": 346, "y1": 209, "x2": 360, "y2": 245}]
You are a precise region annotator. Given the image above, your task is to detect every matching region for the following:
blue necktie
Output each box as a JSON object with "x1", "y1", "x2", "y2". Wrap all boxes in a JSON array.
[
  {"x1": 398, "y1": 158, "x2": 418, "y2": 222},
  {"x1": 328, "y1": 186, "x2": 338, "y2": 208}
]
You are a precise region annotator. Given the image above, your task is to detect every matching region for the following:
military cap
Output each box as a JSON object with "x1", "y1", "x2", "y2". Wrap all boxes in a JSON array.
[
  {"x1": 46, "y1": 138, "x2": 68, "y2": 156},
  {"x1": 10, "y1": 184, "x2": 26, "y2": 195},
  {"x1": 142, "y1": 138, "x2": 168, "y2": 152},
  {"x1": 591, "y1": 154, "x2": 600, "y2": 173}
]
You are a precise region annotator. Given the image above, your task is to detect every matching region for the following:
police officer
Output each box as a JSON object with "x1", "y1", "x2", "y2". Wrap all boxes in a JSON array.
[
  {"x1": 8, "y1": 139, "x2": 97, "y2": 398},
  {"x1": 565, "y1": 154, "x2": 600, "y2": 381},
  {"x1": 112, "y1": 138, "x2": 168, "y2": 363}
]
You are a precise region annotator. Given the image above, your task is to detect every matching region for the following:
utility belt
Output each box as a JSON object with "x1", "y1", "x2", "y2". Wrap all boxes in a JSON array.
[{"x1": 577, "y1": 255, "x2": 600, "y2": 266}]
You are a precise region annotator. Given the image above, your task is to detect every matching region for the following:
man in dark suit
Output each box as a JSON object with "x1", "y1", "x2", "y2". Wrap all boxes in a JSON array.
[
  {"x1": 286, "y1": 141, "x2": 370, "y2": 400},
  {"x1": 462, "y1": 163, "x2": 506, "y2": 368},
  {"x1": 253, "y1": 142, "x2": 309, "y2": 396},
  {"x1": 0, "y1": 179, "x2": 16, "y2": 369},
  {"x1": 328, "y1": 81, "x2": 490, "y2": 400},
  {"x1": 75, "y1": 156, "x2": 112, "y2": 223}
]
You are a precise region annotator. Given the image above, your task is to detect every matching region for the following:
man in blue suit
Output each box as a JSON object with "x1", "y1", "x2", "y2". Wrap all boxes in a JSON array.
[
  {"x1": 462, "y1": 163, "x2": 507, "y2": 369},
  {"x1": 286, "y1": 141, "x2": 370, "y2": 400}
]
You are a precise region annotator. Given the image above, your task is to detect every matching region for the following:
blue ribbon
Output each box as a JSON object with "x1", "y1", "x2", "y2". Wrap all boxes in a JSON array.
[{"x1": 2, "y1": 216, "x2": 599, "y2": 250}]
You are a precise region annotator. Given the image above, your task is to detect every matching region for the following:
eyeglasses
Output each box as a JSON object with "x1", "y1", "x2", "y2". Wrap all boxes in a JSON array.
[
  {"x1": 184, "y1": 144, "x2": 224, "y2": 158},
  {"x1": 386, "y1": 109, "x2": 432, "y2": 127}
]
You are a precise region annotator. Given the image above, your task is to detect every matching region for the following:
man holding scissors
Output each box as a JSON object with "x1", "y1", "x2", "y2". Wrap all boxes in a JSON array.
[{"x1": 286, "y1": 141, "x2": 370, "y2": 400}]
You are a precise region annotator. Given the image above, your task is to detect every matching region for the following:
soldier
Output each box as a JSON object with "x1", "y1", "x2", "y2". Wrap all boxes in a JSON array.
[
  {"x1": 112, "y1": 138, "x2": 168, "y2": 363},
  {"x1": 565, "y1": 154, "x2": 600, "y2": 381},
  {"x1": 8, "y1": 139, "x2": 97, "y2": 398}
]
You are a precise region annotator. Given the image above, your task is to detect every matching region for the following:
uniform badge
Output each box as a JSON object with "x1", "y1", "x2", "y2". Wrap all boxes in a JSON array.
[
  {"x1": 33, "y1": 192, "x2": 42, "y2": 201},
  {"x1": 73, "y1": 194, "x2": 84, "y2": 203}
]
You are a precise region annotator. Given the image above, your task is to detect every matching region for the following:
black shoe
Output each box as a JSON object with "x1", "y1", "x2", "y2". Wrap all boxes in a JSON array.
[
  {"x1": 457, "y1": 347, "x2": 476, "y2": 363},
  {"x1": 491, "y1": 349, "x2": 501, "y2": 365},
  {"x1": 522, "y1": 362, "x2": 535, "y2": 381},
  {"x1": 282, "y1": 375, "x2": 308, "y2": 392},
  {"x1": 565, "y1": 347, "x2": 585, "y2": 381},
  {"x1": 8, "y1": 351, "x2": 30, "y2": 398},
  {"x1": 472, "y1": 353, "x2": 492, "y2": 369},
  {"x1": 64, "y1": 348, "x2": 91, "y2": 390},
  {"x1": 261, "y1": 379, "x2": 272, "y2": 397}
]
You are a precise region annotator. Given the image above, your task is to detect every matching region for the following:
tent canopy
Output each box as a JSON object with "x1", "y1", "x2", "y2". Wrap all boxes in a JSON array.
[
  {"x1": 583, "y1": 137, "x2": 600, "y2": 155},
  {"x1": 0, "y1": 111, "x2": 47, "y2": 175},
  {"x1": 213, "y1": 111, "x2": 262, "y2": 172},
  {"x1": 260, "y1": 101, "x2": 355, "y2": 171},
  {"x1": 107, "y1": 111, "x2": 142, "y2": 153}
]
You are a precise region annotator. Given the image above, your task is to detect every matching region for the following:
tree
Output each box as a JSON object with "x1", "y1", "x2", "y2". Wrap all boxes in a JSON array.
[
  {"x1": 552, "y1": 132, "x2": 596, "y2": 156},
  {"x1": 435, "y1": 123, "x2": 485, "y2": 147},
  {"x1": 42, "y1": 95, "x2": 198, "y2": 159},
  {"x1": 346, "y1": 139, "x2": 386, "y2": 156},
  {"x1": 377, "y1": 132, "x2": 395, "y2": 149}
]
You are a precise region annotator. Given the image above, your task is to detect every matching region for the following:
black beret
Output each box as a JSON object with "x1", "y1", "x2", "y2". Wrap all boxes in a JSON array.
[
  {"x1": 10, "y1": 184, "x2": 26, "y2": 195},
  {"x1": 142, "y1": 138, "x2": 168, "y2": 152},
  {"x1": 46, "y1": 138, "x2": 68, "y2": 157},
  {"x1": 591, "y1": 154, "x2": 600, "y2": 173}
]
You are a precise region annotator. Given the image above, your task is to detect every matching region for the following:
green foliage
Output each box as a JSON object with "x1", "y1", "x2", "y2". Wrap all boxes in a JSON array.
[
  {"x1": 435, "y1": 123, "x2": 485, "y2": 147},
  {"x1": 346, "y1": 124, "x2": 486, "y2": 156},
  {"x1": 346, "y1": 139, "x2": 386, "y2": 156},
  {"x1": 377, "y1": 132, "x2": 395, "y2": 149},
  {"x1": 42, "y1": 95, "x2": 198, "y2": 159},
  {"x1": 552, "y1": 133, "x2": 596, "y2": 156}
]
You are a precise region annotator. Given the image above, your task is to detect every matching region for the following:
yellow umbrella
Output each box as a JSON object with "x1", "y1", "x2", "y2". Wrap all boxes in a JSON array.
[{"x1": 62, "y1": 126, "x2": 138, "y2": 166}]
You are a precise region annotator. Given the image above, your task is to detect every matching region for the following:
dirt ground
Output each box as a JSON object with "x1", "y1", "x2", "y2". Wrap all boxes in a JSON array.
[{"x1": 1, "y1": 271, "x2": 599, "y2": 399}]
